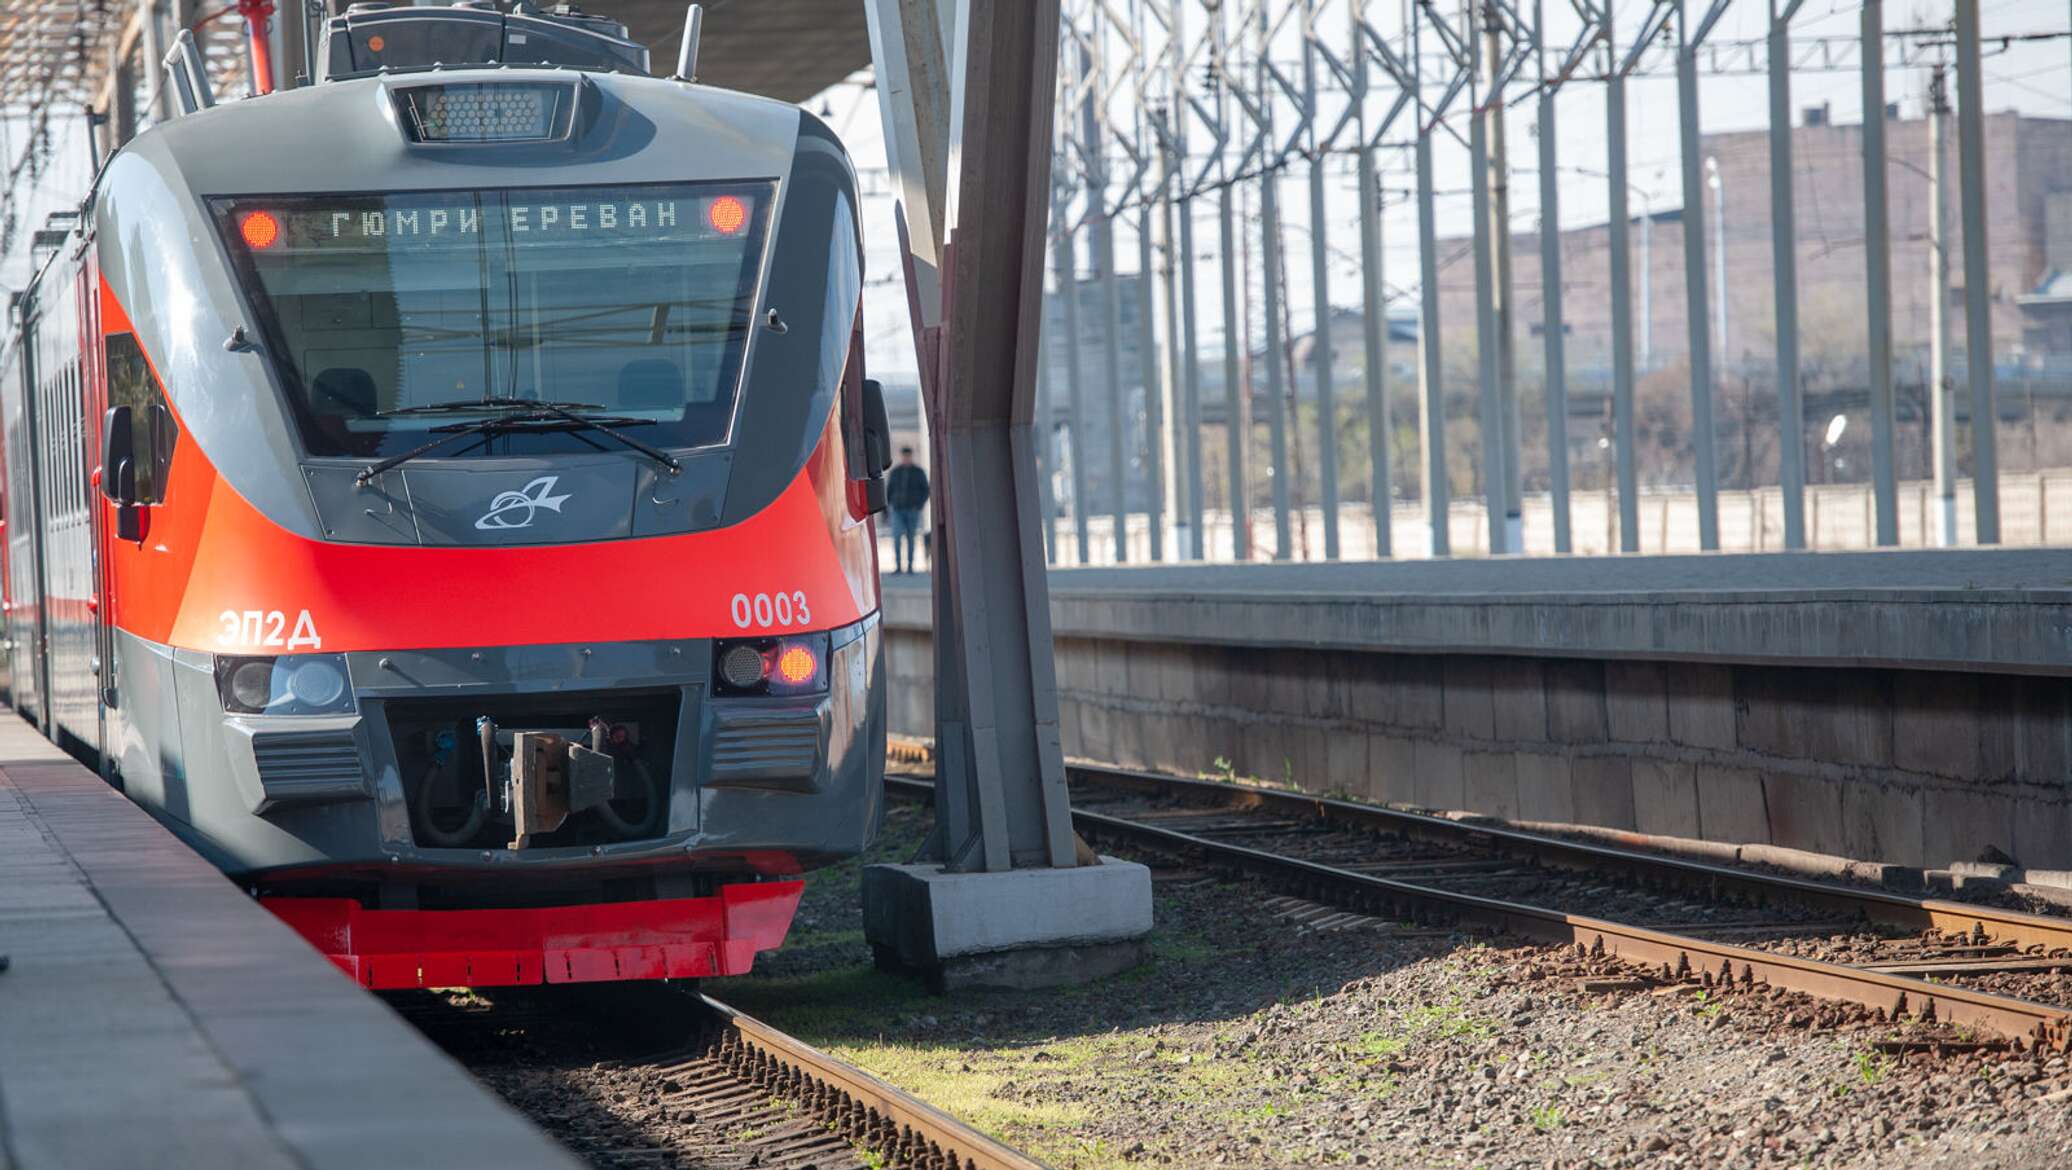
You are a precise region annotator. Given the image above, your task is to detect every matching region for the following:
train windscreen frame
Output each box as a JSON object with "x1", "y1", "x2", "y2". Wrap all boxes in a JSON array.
[{"x1": 210, "y1": 181, "x2": 777, "y2": 459}]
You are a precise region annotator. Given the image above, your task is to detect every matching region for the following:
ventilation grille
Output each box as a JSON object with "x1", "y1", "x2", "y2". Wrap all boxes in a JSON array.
[
  {"x1": 252, "y1": 730, "x2": 366, "y2": 803},
  {"x1": 709, "y1": 709, "x2": 822, "y2": 786}
]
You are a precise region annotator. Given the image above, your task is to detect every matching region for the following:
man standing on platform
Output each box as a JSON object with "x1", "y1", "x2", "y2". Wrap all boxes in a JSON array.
[{"x1": 886, "y1": 446, "x2": 930, "y2": 574}]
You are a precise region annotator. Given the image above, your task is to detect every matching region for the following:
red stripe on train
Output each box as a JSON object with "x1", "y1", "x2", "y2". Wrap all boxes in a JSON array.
[{"x1": 264, "y1": 880, "x2": 804, "y2": 989}]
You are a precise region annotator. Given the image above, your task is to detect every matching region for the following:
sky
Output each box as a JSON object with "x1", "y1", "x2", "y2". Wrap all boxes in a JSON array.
[{"x1": 828, "y1": 0, "x2": 2072, "y2": 379}]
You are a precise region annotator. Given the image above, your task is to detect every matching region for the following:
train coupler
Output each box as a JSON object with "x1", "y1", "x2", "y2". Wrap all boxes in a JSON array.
[{"x1": 476, "y1": 716, "x2": 620, "y2": 849}]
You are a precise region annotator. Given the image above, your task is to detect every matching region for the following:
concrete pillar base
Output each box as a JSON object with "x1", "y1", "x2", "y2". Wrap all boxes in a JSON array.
[{"x1": 861, "y1": 858, "x2": 1154, "y2": 993}]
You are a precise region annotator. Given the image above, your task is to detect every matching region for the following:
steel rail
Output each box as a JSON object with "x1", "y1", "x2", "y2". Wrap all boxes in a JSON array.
[
  {"x1": 881, "y1": 756, "x2": 2072, "y2": 1053},
  {"x1": 1051, "y1": 758, "x2": 2072, "y2": 956},
  {"x1": 701, "y1": 994, "x2": 1055, "y2": 1170},
  {"x1": 890, "y1": 739, "x2": 2072, "y2": 957}
]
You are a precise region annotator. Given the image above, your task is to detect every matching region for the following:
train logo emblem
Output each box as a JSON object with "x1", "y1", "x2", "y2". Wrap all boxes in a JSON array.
[{"x1": 476, "y1": 476, "x2": 571, "y2": 531}]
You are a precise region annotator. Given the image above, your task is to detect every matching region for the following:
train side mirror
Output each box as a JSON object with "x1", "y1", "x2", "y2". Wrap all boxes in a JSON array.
[
  {"x1": 860, "y1": 378, "x2": 892, "y2": 513},
  {"x1": 100, "y1": 405, "x2": 142, "y2": 540}
]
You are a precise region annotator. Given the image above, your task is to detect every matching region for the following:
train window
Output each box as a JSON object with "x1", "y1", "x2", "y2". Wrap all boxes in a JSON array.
[
  {"x1": 103, "y1": 333, "x2": 177, "y2": 505},
  {"x1": 210, "y1": 182, "x2": 777, "y2": 460},
  {"x1": 818, "y1": 190, "x2": 861, "y2": 425}
]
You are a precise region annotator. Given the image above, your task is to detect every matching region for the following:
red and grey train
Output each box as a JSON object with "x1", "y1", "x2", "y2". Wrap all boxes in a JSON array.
[{"x1": 0, "y1": 3, "x2": 891, "y2": 987}]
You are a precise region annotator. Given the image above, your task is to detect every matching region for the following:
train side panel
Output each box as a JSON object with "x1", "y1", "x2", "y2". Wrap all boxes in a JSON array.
[
  {"x1": 28, "y1": 257, "x2": 101, "y2": 759},
  {"x1": 0, "y1": 334, "x2": 35, "y2": 719}
]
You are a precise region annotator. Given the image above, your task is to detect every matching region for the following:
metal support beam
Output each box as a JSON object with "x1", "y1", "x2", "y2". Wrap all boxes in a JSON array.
[
  {"x1": 891, "y1": 0, "x2": 1075, "y2": 872},
  {"x1": 1605, "y1": 7, "x2": 1639, "y2": 552},
  {"x1": 1211, "y1": 0, "x2": 1250, "y2": 561},
  {"x1": 1928, "y1": 64, "x2": 1957, "y2": 547},
  {"x1": 141, "y1": 0, "x2": 169, "y2": 123},
  {"x1": 1955, "y1": 0, "x2": 1999, "y2": 544},
  {"x1": 1171, "y1": 145, "x2": 1206, "y2": 558},
  {"x1": 1257, "y1": 9, "x2": 1292, "y2": 561},
  {"x1": 106, "y1": 41, "x2": 136, "y2": 148},
  {"x1": 1138, "y1": 181, "x2": 1167, "y2": 561},
  {"x1": 1304, "y1": 0, "x2": 1339, "y2": 559},
  {"x1": 1470, "y1": 52, "x2": 1507, "y2": 554},
  {"x1": 1353, "y1": 5, "x2": 1391, "y2": 558},
  {"x1": 1860, "y1": 0, "x2": 1897, "y2": 546},
  {"x1": 1036, "y1": 334, "x2": 1059, "y2": 562},
  {"x1": 1413, "y1": 10, "x2": 1449, "y2": 557},
  {"x1": 279, "y1": 0, "x2": 312, "y2": 85},
  {"x1": 1677, "y1": 0, "x2": 1727, "y2": 550},
  {"x1": 1767, "y1": 0, "x2": 1807, "y2": 549},
  {"x1": 1157, "y1": 109, "x2": 1195, "y2": 560},
  {"x1": 1260, "y1": 165, "x2": 1293, "y2": 561},
  {"x1": 1083, "y1": 36, "x2": 1131, "y2": 564},
  {"x1": 1161, "y1": 5, "x2": 1204, "y2": 560},
  {"x1": 1220, "y1": 164, "x2": 1249, "y2": 560},
  {"x1": 865, "y1": 0, "x2": 952, "y2": 358},
  {"x1": 1054, "y1": 223, "x2": 1093, "y2": 563},
  {"x1": 1484, "y1": 2, "x2": 1520, "y2": 553},
  {"x1": 1535, "y1": 0, "x2": 1571, "y2": 554}
]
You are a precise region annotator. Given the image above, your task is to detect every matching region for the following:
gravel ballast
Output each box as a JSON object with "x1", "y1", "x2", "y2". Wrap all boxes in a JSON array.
[
  {"x1": 422, "y1": 799, "x2": 2072, "y2": 1169},
  {"x1": 695, "y1": 802, "x2": 2072, "y2": 1168}
]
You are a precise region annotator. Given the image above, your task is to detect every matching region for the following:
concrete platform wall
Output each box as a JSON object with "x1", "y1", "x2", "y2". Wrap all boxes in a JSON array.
[{"x1": 882, "y1": 553, "x2": 2072, "y2": 873}]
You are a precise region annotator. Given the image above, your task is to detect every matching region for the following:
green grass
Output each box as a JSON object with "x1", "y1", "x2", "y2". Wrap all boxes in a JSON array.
[
  {"x1": 1403, "y1": 998, "x2": 1499, "y2": 1041},
  {"x1": 1355, "y1": 1031, "x2": 1408, "y2": 1057},
  {"x1": 1562, "y1": 1071, "x2": 1608, "y2": 1088},
  {"x1": 1855, "y1": 1048, "x2": 1890, "y2": 1086},
  {"x1": 778, "y1": 926, "x2": 868, "y2": 951},
  {"x1": 704, "y1": 964, "x2": 938, "y2": 1039},
  {"x1": 1531, "y1": 1104, "x2": 1566, "y2": 1132}
]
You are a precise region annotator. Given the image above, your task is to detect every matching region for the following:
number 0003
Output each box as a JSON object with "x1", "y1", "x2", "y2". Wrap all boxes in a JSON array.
[{"x1": 730, "y1": 591, "x2": 811, "y2": 630}]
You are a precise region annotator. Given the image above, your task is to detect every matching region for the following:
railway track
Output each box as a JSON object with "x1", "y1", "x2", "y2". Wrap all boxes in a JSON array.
[
  {"x1": 886, "y1": 740, "x2": 2072, "y2": 1054},
  {"x1": 396, "y1": 983, "x2": 1047, "y2": 1170}
]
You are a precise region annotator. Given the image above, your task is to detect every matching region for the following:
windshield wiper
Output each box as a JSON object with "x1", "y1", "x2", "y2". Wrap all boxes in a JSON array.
[
  {"x1": 355, "y1": 399, "x2": 683, "y2": 485},
  {"x1": 378, "y1": 397, "x2": 606, "y2": 417}
]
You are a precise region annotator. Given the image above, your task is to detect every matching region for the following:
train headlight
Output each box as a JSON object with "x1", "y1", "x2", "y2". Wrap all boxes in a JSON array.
[
  {"x1": 717, "y1": 643, "x2": 766, "y2": 691},
  {"x1": 285, "y1": 657, "x2": 349, "y2": 709},
  {"x1": 215, "y1": 653, "x2": 357, "y2": 716},
  {"x1": 226, "y1": 659, "x2": 274, "y2": 710},
  {"x1": 712, "y1": 635, "x2": 828, "y2": 697},
  {"x1": 395, "y1": 82, "x2": 569, "y2": 143},
  {"x1": 773, "y1": 642, "x2": 821, "y2": 690}
]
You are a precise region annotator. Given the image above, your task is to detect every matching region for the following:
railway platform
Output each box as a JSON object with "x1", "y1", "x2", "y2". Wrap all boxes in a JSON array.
[
  {"x1": 881, "y1": 549, "x2": 2072, "y2": 875},
  {"x1": 0, "y1": 718, "x2": 582, "y2": 1170}
]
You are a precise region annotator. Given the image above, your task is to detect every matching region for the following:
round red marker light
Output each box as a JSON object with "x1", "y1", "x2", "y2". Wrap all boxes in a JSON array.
[
  {"x1": 707, "y1": 195, "x2": 748, "y2": 235},
  {"x1": 775, "y1": 644, "x2": 817, "y2": 686},
  {"x1": 240, "y1": 210, "x2": 280, "y2": 250}
]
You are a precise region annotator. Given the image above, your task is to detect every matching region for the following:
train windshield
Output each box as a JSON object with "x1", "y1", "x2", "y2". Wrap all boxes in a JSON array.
[{"x1": 211, "y1": 182, "x2": 775, "y2": 458}]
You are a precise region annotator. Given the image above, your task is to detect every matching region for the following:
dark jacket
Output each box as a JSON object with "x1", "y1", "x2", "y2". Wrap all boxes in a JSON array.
[{"x1": 887, "y1": 463, "x2": 930, "y2": 511}]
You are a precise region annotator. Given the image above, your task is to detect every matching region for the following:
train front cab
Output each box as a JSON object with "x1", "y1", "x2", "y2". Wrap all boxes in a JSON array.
[{"x1": 1, "y1": 73, "x2": 891, "y2": 988}]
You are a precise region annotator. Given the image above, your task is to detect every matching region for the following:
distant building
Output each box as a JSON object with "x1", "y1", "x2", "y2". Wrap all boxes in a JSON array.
[
  {"x1": 1036, "y1": 272, "x2": 1155, "y2": 515},
  {"x1": 1433, "y1": 109, "x2": 2072, "y2": 376}
]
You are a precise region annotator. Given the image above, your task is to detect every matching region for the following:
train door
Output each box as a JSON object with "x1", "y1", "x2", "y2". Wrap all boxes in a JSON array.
[
  {"x1": 32, "y1": 252, "x2": 98, "y2": 756},
  {"x1": 11, "y1": 294, "x2": 50, "y2": 728},
  {"x1": 80, "y1": 254, "x2": 113, "y2": 777},
  {"x1": 0, "y1": 325, "x2": 46, "y2": 728},
  {"x1": 96, "y1": 277, "x2": 181, "y2": 802},
  {"x1": 0, "y1": 372, "x2": 11, "y2": 709}
]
